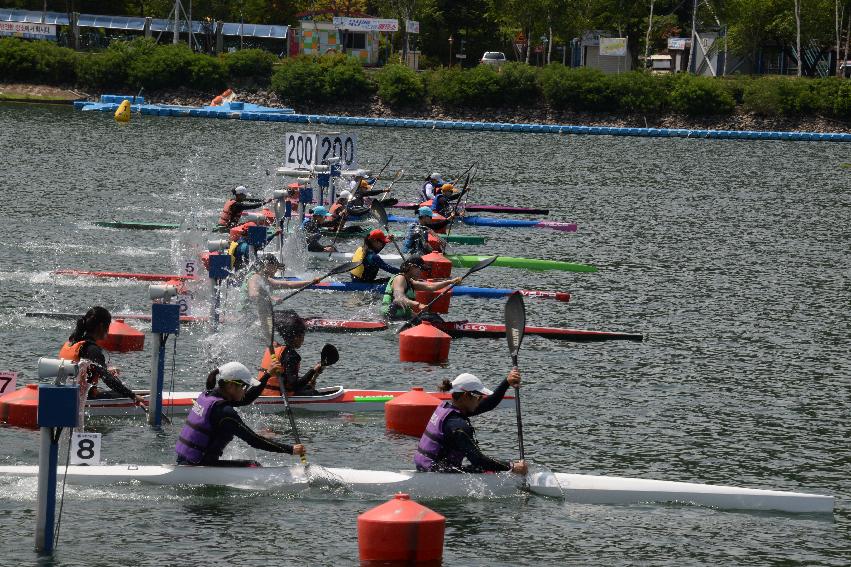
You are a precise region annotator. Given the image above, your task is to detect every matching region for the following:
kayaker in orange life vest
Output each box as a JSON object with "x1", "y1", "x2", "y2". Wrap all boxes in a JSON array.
[
  {"x1": 58, "y1": 306, "x2": 144, "y2": 404},
  {"x1": 219, "y1": 185, "x2": 267, "y2": 229},
  {"x1": 258, "y1": 310, "x2": 326, "y2": 397}
]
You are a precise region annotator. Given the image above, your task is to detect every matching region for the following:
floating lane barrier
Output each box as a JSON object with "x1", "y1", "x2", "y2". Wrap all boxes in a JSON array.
[{"x1": 73, "y1": 95, "x2": 851, "y2": 142}]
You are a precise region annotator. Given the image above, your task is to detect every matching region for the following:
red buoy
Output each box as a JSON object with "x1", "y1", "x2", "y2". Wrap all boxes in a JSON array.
[
  {"x1": 399, "y1": 321, "x2": 451, "y2": 363},
  {"x1": 427, "y1": 232, "x2": 445, "y2": 253},
  {"x1": 421, "y1": 252, "x2": 452, "y2": 279},
  {"x1": 358, "y1": 493, "x2": 445, "y2": 563},
  {"x1": 0, "y1": 383, "x2": 39, "y2": 428},
  {"x1": 385, "y1": 387, "x2": 441, "y2": 437},
  {"x1": 415, "y1": 282, "x2": 452, "y2": 314},
  {"x1": 97, "y1": 319, "x2": 145, "y2": 352},
  {"x1": 430, "y1": 213, "x2": 448, "y2": 234},
  {"x1": 229, "y1": 221, "x2": 256, "y2": 241}
]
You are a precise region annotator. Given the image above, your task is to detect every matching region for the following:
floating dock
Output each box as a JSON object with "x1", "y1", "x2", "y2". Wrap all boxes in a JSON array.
[{"x1": 75, "y1": 94, "x2": 851, "y2": 142}]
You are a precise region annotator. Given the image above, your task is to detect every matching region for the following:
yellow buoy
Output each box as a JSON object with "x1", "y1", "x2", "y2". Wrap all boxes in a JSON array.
[{"x1": 114, "y1": 100, "x2": 131, "y2": 123}]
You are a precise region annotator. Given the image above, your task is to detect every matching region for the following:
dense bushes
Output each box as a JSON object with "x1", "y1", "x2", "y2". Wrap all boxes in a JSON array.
[
  {"x1": 0, "y1": 37, "x2": 78, "y2": 84},
  {"x1": 1, "y1": 36, "x2": 849, "y2": 120},
  {"x1": 272, "y1": 54, "x2": 372, "y2": 104},
  {"x1": 375, "y1": 63, "x2": 425, "y2": 107}
]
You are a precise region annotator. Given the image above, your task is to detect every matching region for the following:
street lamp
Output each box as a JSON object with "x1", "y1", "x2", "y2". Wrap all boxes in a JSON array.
[{"x1": 448, "y1": 35, "x2": 453, "y2": 67}]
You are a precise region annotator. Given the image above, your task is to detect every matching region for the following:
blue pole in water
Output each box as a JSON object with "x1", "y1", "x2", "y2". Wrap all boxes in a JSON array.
[
  {"x1": 35, "y1": 383, "x2": 79, "y2": 554},
  {"x1": 207, "y1": 254, "x2": 231, "y2": 332},
  {"x1": 149, "y1": 303, "x2": 180, "y2": 428}
]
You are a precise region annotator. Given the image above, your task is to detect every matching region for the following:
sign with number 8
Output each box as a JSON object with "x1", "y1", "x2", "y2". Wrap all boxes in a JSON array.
[{"x1": 70, "y1": 432, "x2": 102, "y2": 465}]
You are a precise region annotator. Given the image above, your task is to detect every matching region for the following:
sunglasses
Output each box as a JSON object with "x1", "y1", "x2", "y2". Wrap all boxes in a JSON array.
[
  {"x1": 467, "y1": 391, "x2": 483, "y2": 400},
  {"x1": 222, "y1": 380, "x2": 248, "y2": 390}
]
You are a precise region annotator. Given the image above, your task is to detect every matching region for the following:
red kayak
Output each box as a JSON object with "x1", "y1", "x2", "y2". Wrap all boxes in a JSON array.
[
  {"x1": 436, "y1": 321, "x2": 644, "y2": 342},
  {"x1": 24, "y1": 312, "x2": 387, "y2": 333},
  {"x1": 53, "y1": 269, "x2": 196, "y2": 282}
]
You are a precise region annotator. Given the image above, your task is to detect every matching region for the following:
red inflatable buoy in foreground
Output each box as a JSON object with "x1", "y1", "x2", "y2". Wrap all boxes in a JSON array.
[
  {"x1": 399, "y1": 322, "x2": 450, "y2": 363},
  {"x1": 421, "y1": 252, "x2": 452, "y2": 278},
  {"x1": 385, "y1": 387, "x2": 441, "y2": 437},
  {"x1": 415, "y1": 282, "x2": 452, "y2": 314},
  {"x1": 97, "y1": 319, "x2": 145, "y2": 352},
  {"x1": 358, "y1": 493, "x2": 445, "y2": 564}
]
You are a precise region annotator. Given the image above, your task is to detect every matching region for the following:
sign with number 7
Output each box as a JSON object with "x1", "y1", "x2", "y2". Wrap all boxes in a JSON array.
[{"x1": 0, "y1": 371, "x2": 17, "y2": 395}]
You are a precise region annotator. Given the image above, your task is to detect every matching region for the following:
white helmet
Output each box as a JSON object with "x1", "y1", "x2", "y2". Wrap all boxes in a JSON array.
[
  {"x1": 339, "y1": 190, "x2": 353, "y2": 201},
  {"x1": 430, "y1": 172, "x2": 443, "y2": 183},
  {"x1": 355, "y1": 169, "x2": 368, "y2": 178},
  {"x1": 217, "y1": 361, "x2": 252, "y2": 384},
  {"x1": 449, "y1": 373, "x2": 493, "y2": 396},
  {"x1": 234, "y1": 185, "x2": 249, "y2": 196}
]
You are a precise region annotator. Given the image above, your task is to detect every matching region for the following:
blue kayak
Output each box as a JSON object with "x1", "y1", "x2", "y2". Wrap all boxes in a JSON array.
[{"x1": 386, "y1": 214, "x2": 578, "y2": 232}]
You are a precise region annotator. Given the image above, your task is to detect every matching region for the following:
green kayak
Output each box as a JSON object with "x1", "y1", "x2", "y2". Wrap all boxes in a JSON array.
[
  {"x1": 95, "y1": 221, "x2": 180, "y2": 230},
  {"x1": 446, "y1": 254, "x2": 597, "y2": 273}
]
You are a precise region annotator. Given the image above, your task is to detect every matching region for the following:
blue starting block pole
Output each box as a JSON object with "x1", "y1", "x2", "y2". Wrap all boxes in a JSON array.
[
  {"x1": 207, "y1": 253, "x2": 231, "y2": 331},
  {"x1": 35, "y1": 380, "x2": 79, "y2": 554},
  {"x1": 246, "y1": 224, "x2": 268, "y2": 258},
  {"x1": 148, "y1": 302, "x2": 180, "y2": 429},
  {"x1": 328, "y1": 158, "x2": 341, "y2": 204},
  {"x1": 299, "y1": 184, "x2": 313, "y2": 224}
]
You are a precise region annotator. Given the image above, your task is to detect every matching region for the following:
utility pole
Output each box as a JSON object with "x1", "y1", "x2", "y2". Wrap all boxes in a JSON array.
[
  {"x1": 645, "y1": 0, "x2": 655, "y2": 69},
  {"x1": 688, "y1": 0, "x2": 698, "y2": 73}
]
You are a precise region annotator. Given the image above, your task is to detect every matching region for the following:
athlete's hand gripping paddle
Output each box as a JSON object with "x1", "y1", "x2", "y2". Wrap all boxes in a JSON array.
[
  {"x1": 505, "y1": 292, "x2": 526, "y2": 463},
  {"x1": 398, "y1": 256, "x2": 498, "y2": 333},
  {"x1": 370, "y1": 201, "x2": 406, "y2": 261},
  {"x1": 273, "y1": 261, "x2": 360, "y2": 305}
]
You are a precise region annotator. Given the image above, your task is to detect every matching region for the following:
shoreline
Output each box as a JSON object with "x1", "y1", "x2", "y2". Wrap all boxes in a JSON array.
[{"x1": 5, "y1": 82, "x2": 850, "y2": 134}]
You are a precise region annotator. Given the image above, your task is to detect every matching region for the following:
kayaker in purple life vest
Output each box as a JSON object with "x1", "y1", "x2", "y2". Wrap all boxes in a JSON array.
[
  {"x1": 414, "y1": 370, "x2": 526, "y2": 475},
  {"x1": 175, "y1": 361, "x2": 306, "y2": 467}
]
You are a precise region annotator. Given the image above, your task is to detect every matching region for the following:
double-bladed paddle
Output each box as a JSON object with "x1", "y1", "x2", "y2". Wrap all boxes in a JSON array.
[
  {"x1": 274, "y1": 261, "x2": 360, "y2": 305},
  {"x1": 370, "y1": 201, "x2": 407, "y2": 261},
  {"x1": 505, "y1": 292, "x2": 526, "y2": 462},
  {"x1": 397, "y1": 256, "x2": 498, "y2": 333}
]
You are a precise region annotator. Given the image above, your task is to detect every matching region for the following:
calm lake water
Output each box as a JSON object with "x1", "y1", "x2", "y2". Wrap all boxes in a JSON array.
[{"x1": 0, "y1": 103, "x2": 849, "y2": 566}]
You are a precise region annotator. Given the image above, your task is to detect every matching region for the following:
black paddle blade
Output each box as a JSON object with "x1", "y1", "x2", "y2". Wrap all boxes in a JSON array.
[
  {"x1": 505, "y1": 292, "x2": 526, "y2": 361},
  {"x1": 470, "y1": 255, "x2": 498, "y2": 274},
  {"x1": 370, "y1": 201, "x2": 389, "y2": 225},
  {"x1": 379, "y1": 197, "x2": 399, "y2": 207},
  {"x1": 320, "y1": 344, "x2": 339, "y2": 366},
  {"x1": 328, "y1": 261, "x2": 360, "y2": 276}
]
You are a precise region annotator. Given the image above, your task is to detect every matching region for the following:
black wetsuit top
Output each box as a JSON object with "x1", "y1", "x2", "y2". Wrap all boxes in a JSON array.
[
  {"x1": 440, "y1": 379, "x2": 513, "y2": 473},
  {"x1": 178, "y1": 382, "x2": 295, "y2": 466},
  {"x1": 78, "y1": 339, "x2": 136, "y2": 400},
  {"x1": 280, "y1": 348, "x2": 319, "y2": 395}
]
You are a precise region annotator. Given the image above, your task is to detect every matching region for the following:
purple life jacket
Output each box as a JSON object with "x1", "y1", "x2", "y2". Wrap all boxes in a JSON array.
[
  {"x1": 175, "y1": 391, "x2": 223, "y2": 464},
  {"x1": 414, "y1": 401, "x2": 466, "y2": 471}
]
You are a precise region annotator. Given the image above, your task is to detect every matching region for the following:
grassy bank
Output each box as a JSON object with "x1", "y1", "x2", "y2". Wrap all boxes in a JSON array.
[{"x1": 2, "y1": 37, "x2": 850, "y2": 123}]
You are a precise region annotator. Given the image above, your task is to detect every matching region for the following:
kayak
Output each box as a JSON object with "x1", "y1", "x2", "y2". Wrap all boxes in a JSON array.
[
  {"x1": 309, "y1": 251, "x2": 597, "y2": 273},
  {"x1": 46, "y1": 272, "x2": 573, "y2": 302},
  {"x1": 436, "y1": 322, "x2": 643, "y2": 342},
  {"x1": 393, "y1": 202, "x2": 550, "y2": 215},
  {"x1": 0, "y1": 385, "x2": 510, "y2": 425},
  {"x1": 0, "y1": 464, "x2": 832, "y2": 513},
  {"x1": 93, "y1": 220, "x2": 487, "y2": 245},
  {"x1": 387, "y1": 214, "x2": 578, "y2": 232},
  {"x1": 24, "y1": 312, "x2": 388, "y2": 333}
]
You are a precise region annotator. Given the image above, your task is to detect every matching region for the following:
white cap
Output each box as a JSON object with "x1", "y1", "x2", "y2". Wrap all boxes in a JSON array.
[
  {"x1": 339, "y1": 190, "x2": 352, "y2": 201},
  {"x1": 449, "y1": 373, "x2": 493, "y2": 396},
  {"x1": 234, "y1": 185, "x2": 248, "y2": 196},
  {"x1": 217, "y1": 361, "x2": 252, "y2": 384},
  {"x1": 430, "y1": 172, "x2": 443, "y2": 182},
  {"x1": 355, "y1": 169, "x2": 368, "y2": 178}
]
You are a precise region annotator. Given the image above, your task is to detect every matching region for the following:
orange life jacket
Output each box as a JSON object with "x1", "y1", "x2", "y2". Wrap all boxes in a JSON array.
[
  {"x1": 258, "y1": 344, "x2": 286, "y2": 395},
  {"x1": 58, "y1": 340, "x2": 100, "y2": 393},
  {"x1": 219, "y1": 199, "x2": 238, "y2": 227}
]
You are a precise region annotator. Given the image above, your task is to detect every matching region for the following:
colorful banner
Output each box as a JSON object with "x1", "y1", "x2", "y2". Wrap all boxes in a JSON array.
[
  {"x1": 332, "y1": 17, "x2": 399, "y2": 32},
  {"x1": 599, "y1": 37, "x2": 627, "y2": 57},
  {"x1": 667, "y1": 37, "x2": 690, "y2": 50},
  {"x1": 0, "y1": 22, "x2": 56, "y2": 40},
  {"x1": 405, "y1": 20, "x2": 419, "y2": 34}
]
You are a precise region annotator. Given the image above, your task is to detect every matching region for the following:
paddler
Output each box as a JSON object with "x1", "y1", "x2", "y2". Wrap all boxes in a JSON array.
[
  {"x1": 328, "y1": 191, "x2": 352, "y2": 230},
  {"x1": 258, "y1": 310, "x2": 325, "y2": 397},
  {"x1": 302, "y1": 206, "x2": 337, "y2": 252},
  {"x1": 175, "y1": 361, "x2": 306, "y2": 467},
  {"x1": 382, "y1": 257, "x2": 460, "y2": 322},
  {"x1": 245, "y1": 255, "x2": 321, "y2": 338},
  {"x1": 59, "y1": 306, "x2": 144, "y2": 404},
  {"x1": 348, "y1": 169, "x2": 370, "y2": 194},
  {"x1": 430, "y1": 183, "x2": 461, "y2": 217},
  {"x1": 349, "y1": 229, "x2": 400, "y2": 284},
  {"x1": 414, "y1": 371, "x2": 526, "y2": 475},
  {"x1": 403, "y1": 207, "x2": 446, "y2": 256},
  {"x1": 420, "y1": 172, "x2": 444, "y2": 202},
  {"x1": 219, "y1": 186, "x2": 268, "y2": 229}
]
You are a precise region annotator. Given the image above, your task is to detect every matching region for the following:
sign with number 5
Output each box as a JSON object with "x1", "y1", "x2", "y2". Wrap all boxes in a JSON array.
[{"x1": 70, "y1": 432, "x2": 102, "y2": 465}]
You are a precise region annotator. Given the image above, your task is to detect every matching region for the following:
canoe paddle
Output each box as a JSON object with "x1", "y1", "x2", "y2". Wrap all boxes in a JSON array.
[
  {"x1": 505, "y1": 292, "x2": 526, "y2": 463},
  {"x1": 445, "y1": 169, "x2": 475, "y2": 237},
  {"x1": 370, "y1": 201, "x2": 407, "y2": 261},
  {"x1": 327, "y1": 207, "x2": 350, "y2": 258},
  {"x1": 274, "y1": 261, "x2": 361, "y2": 305},
  {"x1": 264, "y1": 306, "x2": 306, "y2": 464},
  {"x1": 398, "y1": 255, "x2": 498, "y2": 333}
]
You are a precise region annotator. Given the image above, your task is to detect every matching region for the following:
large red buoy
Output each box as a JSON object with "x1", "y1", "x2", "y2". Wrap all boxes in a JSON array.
[
  {"x1": 399, "y1": 322, "x2": 450, "y2": 363},
  {"x1": 414, "y1": 282, "x2": 452, "y2": 314},
  {"x1": 0, "y1": 383, "x2": 39, "y2": 428},
  {"x1": 97, "y1": 319, "x2": 145, "y2": 352},
  {"x1": 385, "y1": 387, "x2": 441, "y2": 437},
  {"x1": 427, "y1": 232, "x2": 445, "y2": 253},
  {"x1": 421, "y1": 252, "x2": 452, "y2": 279},
  {"x1": 358, "y1": 493, "x2": 445, "y2": 563}
]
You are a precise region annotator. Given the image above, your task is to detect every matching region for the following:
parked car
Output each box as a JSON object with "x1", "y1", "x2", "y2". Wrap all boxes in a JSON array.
[{"x1": 480, "y1": 52, "x2": 507, "y2": 66}]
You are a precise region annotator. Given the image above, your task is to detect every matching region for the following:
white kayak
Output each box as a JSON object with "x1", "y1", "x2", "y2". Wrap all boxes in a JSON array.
[
  {"x1": 0, "y1": 464, "x2": 832, "y2": 514},
  {"x1": 310, "y1": 251, "x2": 402, "y2": 265}
]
